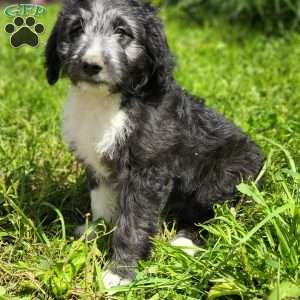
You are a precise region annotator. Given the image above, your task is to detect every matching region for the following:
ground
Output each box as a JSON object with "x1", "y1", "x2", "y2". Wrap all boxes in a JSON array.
[{"x1": 0, "y1": 4, "x2": 299, "y2": 300}]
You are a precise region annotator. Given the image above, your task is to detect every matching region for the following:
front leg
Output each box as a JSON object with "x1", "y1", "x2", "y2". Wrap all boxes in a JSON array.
[
  {"x1": 75, "y1": 168, "x2": 119, "y2": 237},
  {"x1": 87, "y1": 167, "x2": 120, "y2": 224},
  {"x1": 90, "y1": 184, "x2": 119, "y2": 223},
  {"x1": 103, "y1": 167, "x2": 173, "y2": 288}
]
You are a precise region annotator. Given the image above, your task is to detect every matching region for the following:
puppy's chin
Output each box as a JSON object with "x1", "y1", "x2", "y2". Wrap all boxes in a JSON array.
[
  {"x1": 75, "y1": 81, "x2": 114, "y2": 96},
  {"x1": 71, "y1": 76, "x2": 106, "y2": 87}
]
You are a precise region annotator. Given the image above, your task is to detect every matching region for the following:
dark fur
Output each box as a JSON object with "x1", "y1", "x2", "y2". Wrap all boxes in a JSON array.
[{"x1": 45, "y1": 0, "x2": 264, "y2": 280}]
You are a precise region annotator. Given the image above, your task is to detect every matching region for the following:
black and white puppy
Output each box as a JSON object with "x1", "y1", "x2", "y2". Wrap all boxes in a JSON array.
[{"x1": 45, "y1": 0, "x2": 264, "y2": 288}]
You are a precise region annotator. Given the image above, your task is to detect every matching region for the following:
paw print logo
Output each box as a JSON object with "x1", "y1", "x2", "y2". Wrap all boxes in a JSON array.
[{"x1": 5, "y1": 16, "x2": 44, "y2": 48}]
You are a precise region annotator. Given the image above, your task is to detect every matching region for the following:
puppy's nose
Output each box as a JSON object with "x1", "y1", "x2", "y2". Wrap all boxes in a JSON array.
[{"x1": 82, "y1": 62, "x2": 103, "y2": 76}]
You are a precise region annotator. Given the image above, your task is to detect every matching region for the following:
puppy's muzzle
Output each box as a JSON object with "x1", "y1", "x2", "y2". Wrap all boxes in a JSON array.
[{"x1": 82, "y1": 61, "x2": 103, "y2": 76}]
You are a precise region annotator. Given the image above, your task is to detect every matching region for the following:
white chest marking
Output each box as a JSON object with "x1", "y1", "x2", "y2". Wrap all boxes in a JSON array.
[{"x1": 63, "y1": 83, "x2": 131, "y2": 178}]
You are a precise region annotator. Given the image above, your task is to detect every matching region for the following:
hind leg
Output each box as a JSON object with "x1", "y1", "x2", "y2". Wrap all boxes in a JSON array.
[
  {"x1": 171, "y1": 137, "x2": 263, "y2": 254},
  {"x1": 192, "y1": 137, "x2": 263, "y2": 214},
  {"x1": 171, "y1": 228, "x2": 200, "y2": 256}
]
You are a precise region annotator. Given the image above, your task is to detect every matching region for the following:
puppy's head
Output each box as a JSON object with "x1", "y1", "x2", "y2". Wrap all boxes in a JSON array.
[{"x1": 45, "y1": 0, "x2": 174, "y2": 95}]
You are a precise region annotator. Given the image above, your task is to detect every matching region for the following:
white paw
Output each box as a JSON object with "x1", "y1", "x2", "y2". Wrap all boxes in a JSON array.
[
  {"x1": 74, "y1": 224, "x2": 97, "y2": 240},
  {"x1": 171, "y1": 236, "x2": 199, "y2": 256},
  {"x1": 102, "y1": 270, "x2": 131, "y2": 289}
]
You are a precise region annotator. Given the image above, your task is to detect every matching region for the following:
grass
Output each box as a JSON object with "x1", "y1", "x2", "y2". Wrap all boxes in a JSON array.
[
  {"x1": 0, "y1": 4, "x2": 299, "y2": 300},
  {"x1": 165, "y1": 0, "x2": 300, "y2": 31}
]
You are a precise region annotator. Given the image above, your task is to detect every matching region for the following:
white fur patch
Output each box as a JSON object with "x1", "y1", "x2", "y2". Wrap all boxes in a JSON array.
[
  {"x1": 82, "y1": 39, "x2": 104, "y2": 67},
  {"x1": 102, "y1": 270, "x2": 131, "y2": 289},
  {"x1": 63, "y1": 83, "x2": 131, "y2": 178},
  {"x1": 126, "y1": 42, "x2": 143, "y2": 61},
  {"x1": 91, "y1": 184, "x2": 119, "y2": 223},
  {"x1": 96, "y1": 110, "x2": 130, "y2": 159},
  {"x1": 171, "y1": 236, "x2": 199, "y2": 256},
  {"x1": 75, "y1": 183, "x2": 119, "y2": 239}
]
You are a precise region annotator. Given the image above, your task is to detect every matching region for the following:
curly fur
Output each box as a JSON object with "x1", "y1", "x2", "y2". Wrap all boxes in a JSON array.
[{"x1": 45, "y1": 0, "x2": 264, "y2": 286}]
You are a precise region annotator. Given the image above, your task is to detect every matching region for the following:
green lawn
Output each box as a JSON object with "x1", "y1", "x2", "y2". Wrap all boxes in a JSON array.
[{"x1": 0, "y1": 4, "x2": 300, "y2": 300}]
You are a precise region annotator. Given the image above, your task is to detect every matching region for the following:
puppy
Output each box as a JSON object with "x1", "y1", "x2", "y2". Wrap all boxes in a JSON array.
[{"x1": 45, "y1": 0, "x2": 264, "y2": 288}]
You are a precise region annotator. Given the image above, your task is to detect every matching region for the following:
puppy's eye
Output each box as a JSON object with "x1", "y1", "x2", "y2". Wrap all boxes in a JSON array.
[
  {"x1": 115, "y1": 27, "x2": 132, "y2": 38},
  {"x1": 69, "y1": 22, "x2": 84, "y2": 41}
]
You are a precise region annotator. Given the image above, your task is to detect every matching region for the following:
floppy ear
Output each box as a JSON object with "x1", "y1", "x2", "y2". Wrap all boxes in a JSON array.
[
  {"x1": 45, "y1": 19, "x2": 61, "y2": 85},
  {"x1": 142, "y1": 3, "x2": 174, "y2": 89}
]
